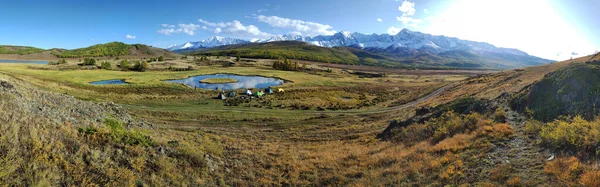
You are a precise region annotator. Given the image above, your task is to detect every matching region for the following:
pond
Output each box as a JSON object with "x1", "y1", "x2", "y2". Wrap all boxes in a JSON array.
[
  {"x1": 89, "y1": 79, "x2": 128, "y2": 85},
  {"x1": 0, "y1": 60, "x2": 48, "y2": 65},
  {"x1": 165, "y1": 74, "x2": 285, "y2": 90}
]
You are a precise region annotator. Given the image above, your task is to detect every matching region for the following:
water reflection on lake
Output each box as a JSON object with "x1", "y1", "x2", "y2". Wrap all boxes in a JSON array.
[
  {"x1": 90, "y1": 79, "x2": 128, "y2": 85},
  {"x1": 165, "y1": 74, "x2": 285, "y2": 90},
  {"x1": 0, "y1": 60, "x2": 48, "y2": 65}
]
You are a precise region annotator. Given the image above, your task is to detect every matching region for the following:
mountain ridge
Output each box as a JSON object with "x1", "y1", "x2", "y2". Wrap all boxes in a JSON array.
[
  {"x1": 169, "y1": 29, "x2": 535, "y2": 57},
  {"x1": 169, "y1": 29, "x2": 553, "y2": 68}
]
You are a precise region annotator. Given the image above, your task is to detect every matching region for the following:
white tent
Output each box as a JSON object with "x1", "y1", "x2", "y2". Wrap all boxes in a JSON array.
[{"x1": 245, "y1": 90, "x2": 253, "y2": 95}]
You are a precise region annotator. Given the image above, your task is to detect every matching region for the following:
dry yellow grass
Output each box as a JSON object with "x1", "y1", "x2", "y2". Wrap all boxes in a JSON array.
[{"x1": 420, "y1": 54, "x2": 591, "y2": 107}]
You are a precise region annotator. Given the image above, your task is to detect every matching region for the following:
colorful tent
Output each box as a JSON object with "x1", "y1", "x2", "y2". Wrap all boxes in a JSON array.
[
  {"x1": 245, "y1": 90, "x2": 253, "y2": 95},
  {"x1": 254, "y1": 91, "x2": 263, "y2": 97},
  {"x1": 277, "y1": 88, "x2": 285, "y2": 93}
]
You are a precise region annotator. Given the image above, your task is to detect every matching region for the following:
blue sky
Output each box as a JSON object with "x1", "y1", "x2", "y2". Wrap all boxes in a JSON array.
[{"x1": 0, "y1": 0, "x2": 598, "y2": 60}]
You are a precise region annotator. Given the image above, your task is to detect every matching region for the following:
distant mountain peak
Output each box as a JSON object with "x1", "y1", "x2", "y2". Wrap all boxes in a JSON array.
[{"x1": 166, "y1": 29, "x2": 552, "y2": 68}]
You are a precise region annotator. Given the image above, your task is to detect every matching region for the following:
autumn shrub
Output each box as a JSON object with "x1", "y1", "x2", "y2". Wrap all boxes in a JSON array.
[
  {"x1": 544, "y1": 157, "x2": 583, "y2": 184},
  {"x1": 493, "y1": 107, "x2": 507, "y2": 123},
  {"x1": 431, "y1": 134, "x2": 472, "y2": 153},
  {"x1": 506, "y1": 176, "x2": 523, "y2": 187},
  {"x1": 489, "y1": 164, "x2": 515, "y2": 182},
  {"x1": 540, "y1": 116, "x2": 600, "y2": 153},
  {"x1": 524, "y1": 120, "x2": 542, "y2": 135},
  {"x1": 478, "y1": 123, "x2": 513, "y2": 142},
  {"x1": 579, "y1": 170, "x2": 600, "y2": 186},
  {"x1": 430, "y1": 112, "x2": 480, "y2": 143}
]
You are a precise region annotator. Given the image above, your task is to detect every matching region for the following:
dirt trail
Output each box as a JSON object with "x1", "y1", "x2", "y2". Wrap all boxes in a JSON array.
[{"x1": 483, "y1": 101, "x2": 551, "y2": 184}]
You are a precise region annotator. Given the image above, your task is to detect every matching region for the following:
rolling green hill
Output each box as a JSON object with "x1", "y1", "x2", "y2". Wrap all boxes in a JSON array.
[
  {"x1": 0, "y1": 45, "x2": 46, "y2": 55},
  {"x1": 0, "y1": 42, "x2": 178, "y2": 59},
  {"x1": 52, "y1": 42, "x2": 177, "y2": 58},
  {"x1": 52, "y1": 42, "x2": 131, "y2": 58}
]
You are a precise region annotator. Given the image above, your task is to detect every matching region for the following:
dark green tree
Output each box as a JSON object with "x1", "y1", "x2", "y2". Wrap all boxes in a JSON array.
[
  {"x1": 119, "y1": 60, "x2": 130, "y2": 71},
  {"x1": 101, "y1": 61, "x2": 112, "y2": 69}
]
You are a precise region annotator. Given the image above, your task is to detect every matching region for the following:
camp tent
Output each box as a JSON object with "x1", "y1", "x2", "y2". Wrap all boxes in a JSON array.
[
  {"x1": 245, "y1": 90, "x2": 253, "y2": 95},
  {"x1": 227, "y1": 92, "x2": 236, "y2": 97},
  {"x1": 265, "y1": 88, "x2": 274, "y2": 94},
  {"x1": 216, "y1": 93, "x2": 227, "y2": 100},
  {"x1": 254, "y1": 91, "x2": 263, "y2": 97},
  {"x1": 277, "y1": 88, "x2": 285, "y2": 93}
]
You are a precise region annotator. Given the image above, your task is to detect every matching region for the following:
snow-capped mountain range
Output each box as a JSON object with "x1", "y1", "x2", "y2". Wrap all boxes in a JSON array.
[
  {"x1": 167, "y1": 36, "x2": 250, "y2": 51},
  {"x1": 166, "y1": 29, "x2": 530, "y2": 57}
]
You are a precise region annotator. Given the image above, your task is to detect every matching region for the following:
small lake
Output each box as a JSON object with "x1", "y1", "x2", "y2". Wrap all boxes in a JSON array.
[
  {"x1": 0, "y1": 60, "x2": 48, "y2": 65},
  {"x1": 165, "y1": 74, "x2": 285, "y2": 90},
  {"x1": 90, "y1": 79, "x2": 128, "y2": 85}
]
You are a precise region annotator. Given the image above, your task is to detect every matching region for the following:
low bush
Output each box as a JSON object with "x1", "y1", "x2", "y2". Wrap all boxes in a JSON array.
[
  {"x1": 580, "y1": 170, "x2": 600, "y2": 186},
  {"x1": 544, "y1": 157, "x2": 582, "y2": 185},
  {"x1": 477, "y1": 123, "x2": 513, "y2": 142},
  {"x1": 540, "y1": 115, "x2": 600, "y2": 154},
  {"x1": 100, "y1": 61, "x2": 111, "y2": 69},
  {"x1": 493, "y1": 107, "x2": 506, "y2": 123},
  {"x1": 430, "y1": 112, "x2": 479, "y2": 143},
  {"x1": 103, "y1": 118, "x2": 154, "y2": 147}
]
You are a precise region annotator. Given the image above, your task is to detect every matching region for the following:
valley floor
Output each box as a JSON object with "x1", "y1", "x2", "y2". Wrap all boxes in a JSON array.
[{"x1": 1, "y1": 56, "x2": 595, "y2": 186}]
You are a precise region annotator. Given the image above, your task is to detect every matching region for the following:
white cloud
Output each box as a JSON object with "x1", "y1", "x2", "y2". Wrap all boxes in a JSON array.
[
  {"x1": 387, "y1": 26, "x2": 402, "y2": 35},
  {"x1": 158, "y1": 23, "x2": 200, "y2": 35},
  {"x1": 257, "y1": 9, "x2": 267, "y2": 13},
  {"x1": 377, "y1": 18, "x2": 383, "y2": 22},
  {"x1": 256, "y1": 15, "x2": 336, "y2": 36},
  {"x1": 395, "y1": 0, "x2": 422, "y2": 28},
  {"x1": 198, "y1": 19, "x2": 271, "y2": 38},
  {"x1": 161, "y1": 24, "x2": 175, "y2": 28},
  {"x1": 397, "y1": 16, "x2": 422, "y2": 25},
  {"x1": 423, "y1": 9, "x2": 429, "y2": 14},
  {"x1": 125, "y1": 34, "x2": 136, "y2": 39},
  {"x1": 399, "y1": 1, "x2": 416, "y2": 16}
]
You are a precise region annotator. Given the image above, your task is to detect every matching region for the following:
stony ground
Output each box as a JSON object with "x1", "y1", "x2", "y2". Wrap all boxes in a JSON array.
[{"x1": 0, "y1": 74, "x2": 152, "y2": 129}]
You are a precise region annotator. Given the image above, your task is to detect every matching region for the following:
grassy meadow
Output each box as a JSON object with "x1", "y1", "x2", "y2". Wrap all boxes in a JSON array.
[
  {"x1": 0, "y1": 62, "x2": 456, "y2": 124},
  {"x1": 0, "y1": 57, "x2": 495, "y2": 186}
]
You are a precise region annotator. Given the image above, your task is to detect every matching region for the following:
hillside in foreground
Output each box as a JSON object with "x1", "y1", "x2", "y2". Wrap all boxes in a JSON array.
[{"x1": 378, "y1": 52, "x2": 600, "y2": 186}]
